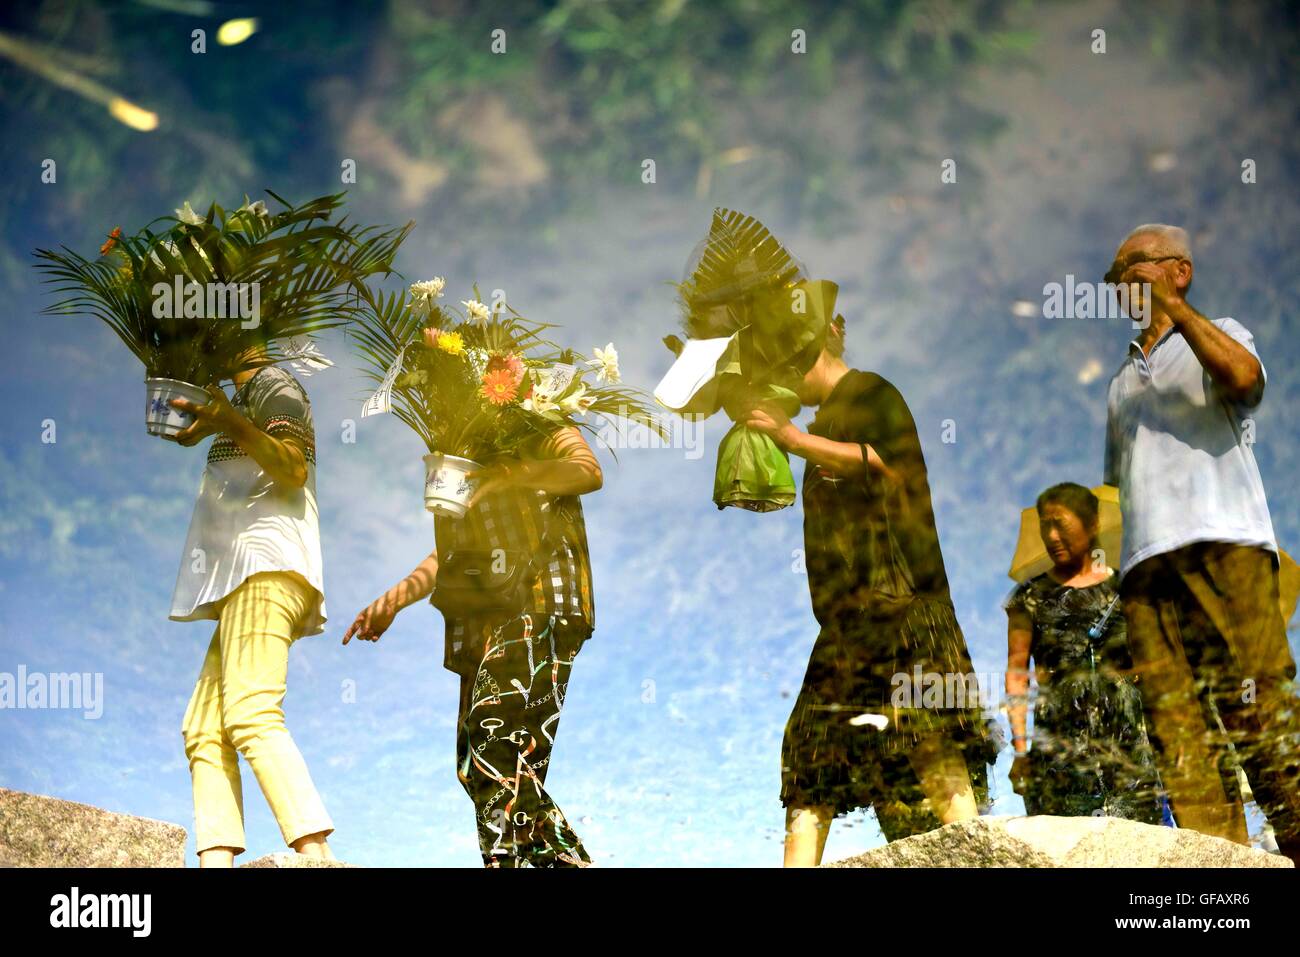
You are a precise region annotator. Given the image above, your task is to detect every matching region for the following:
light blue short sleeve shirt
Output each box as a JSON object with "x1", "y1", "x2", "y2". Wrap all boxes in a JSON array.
[{"x1": 1104, "y1": 317, "x2": 1276, "y2": 577}]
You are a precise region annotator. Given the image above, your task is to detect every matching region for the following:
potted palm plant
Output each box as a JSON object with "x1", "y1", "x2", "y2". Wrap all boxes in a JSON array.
[
  {"x1": 35, "y1": 191, "x2": 412, "y2": 438},
  {"x1": 351, "y1": 278, "x2": 662, "y2": 518}
]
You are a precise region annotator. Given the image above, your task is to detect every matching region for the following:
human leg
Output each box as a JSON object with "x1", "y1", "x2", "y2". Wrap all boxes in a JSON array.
[
  {"x1": 216, "y1": 572, "x2": 334, "y2": 851},
  {"x1": 456, "y1": 615, "x2": 590, "y2": 867},
  {"x1": 182, "y1": 628, "x2": 245, "y2": 863},
  {"x1": 1121, "y1": 553, "x2": 1248, "y2": 843}
]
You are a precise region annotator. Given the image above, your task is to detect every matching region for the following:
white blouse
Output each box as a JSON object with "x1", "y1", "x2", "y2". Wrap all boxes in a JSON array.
[{"x1": 169, "y1": 366, "x2": 326, "y2": 637}]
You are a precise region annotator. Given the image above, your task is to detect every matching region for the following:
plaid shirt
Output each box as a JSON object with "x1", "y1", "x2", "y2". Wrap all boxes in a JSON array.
[{"x1": 433, "y1": 485, "x2": 594, "y2": 671}]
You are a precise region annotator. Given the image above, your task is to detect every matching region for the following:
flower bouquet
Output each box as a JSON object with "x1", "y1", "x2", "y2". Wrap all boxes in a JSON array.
[
  {"x1": 35, "y1": 191, "x2": 412, "y2": 438},
  {"x1": 655, "y1": 208, "x2": 839, "y2": 511},
  {"x1": 351, "y1": 277, "x2": 663, "y2": 518}
]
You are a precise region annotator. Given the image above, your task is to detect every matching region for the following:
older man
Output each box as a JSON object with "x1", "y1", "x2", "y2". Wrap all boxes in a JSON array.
[{"x1": 1104, "y1": 223, "x2": 1300, "y2": 862}]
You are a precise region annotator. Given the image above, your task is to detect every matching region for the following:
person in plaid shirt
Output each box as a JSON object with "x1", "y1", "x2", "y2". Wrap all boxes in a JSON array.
[{"x1": 345, "y1": 426, "x2": 600, "y2": 867}]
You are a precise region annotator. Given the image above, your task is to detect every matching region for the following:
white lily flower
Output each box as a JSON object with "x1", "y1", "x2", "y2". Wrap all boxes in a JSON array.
[
  {"x1": 558, "y1": 383, "x2": 590, "y2": 415},
  {"x1": 523, "y1": 370, "x2": 560, "y2": 413},
  {"x1": 237, "y1": 197, "x2": 269, "y2": 218},
  {"x1": 151, "y1": 237, "x2": 211, "y2": 270},
  {"x1": 523, "y1": 390, "x2": 558, "y2": 414},
  {"x1": 462, "y1": 299, "x2": 491, "y2": 325},
  {"x1": 588, "y1": 342, "x2": 621, "y2": 384},
  {"x1": 175, "y1": 201, "x2": 205, "y2": 226}
]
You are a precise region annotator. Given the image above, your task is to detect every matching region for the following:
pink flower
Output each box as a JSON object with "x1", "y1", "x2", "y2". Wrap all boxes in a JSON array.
[{"x1": 486, "y1": 352, "x2": 525, "y2": 384}]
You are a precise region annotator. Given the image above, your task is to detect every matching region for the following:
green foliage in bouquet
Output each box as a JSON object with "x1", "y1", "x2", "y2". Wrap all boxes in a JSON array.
[
  {"x1": 351, "y1": 278, "x2": 664, "y2": 461},
  {"x1": 34, "y1": 191, "x2": 413, "y2": 384}
]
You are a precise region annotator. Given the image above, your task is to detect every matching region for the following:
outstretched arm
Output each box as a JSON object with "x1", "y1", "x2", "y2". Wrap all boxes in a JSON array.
[{"x1": 343, "y1": 548, "x2": 439, "y2": 645}]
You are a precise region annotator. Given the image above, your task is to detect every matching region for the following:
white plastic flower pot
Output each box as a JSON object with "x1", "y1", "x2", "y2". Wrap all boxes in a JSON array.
[
  {"x1": 144, "y1": 377, "x2": 210, "y2": 439},
  {"x1": 423, "y1": 453, "x2": 481, "y2": 519}
]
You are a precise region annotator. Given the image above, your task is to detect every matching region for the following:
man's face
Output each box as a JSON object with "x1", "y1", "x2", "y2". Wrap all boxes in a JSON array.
[{"x1": 1106, "y1": 233, "x2": 1188, "y2": 319}]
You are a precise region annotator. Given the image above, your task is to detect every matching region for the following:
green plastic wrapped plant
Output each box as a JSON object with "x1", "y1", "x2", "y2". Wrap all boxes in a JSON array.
[{"x1": 656, "y1": 208, "x2": 840, "y2": 512}]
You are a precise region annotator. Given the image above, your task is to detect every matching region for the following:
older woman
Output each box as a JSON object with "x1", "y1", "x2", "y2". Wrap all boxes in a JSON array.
[
  {"x1": 1004, "y1": 482, "x2": 1163, "y2": 822},
  {"x1": 345, "y1": 426, "x2": 600, "y2": 867}
]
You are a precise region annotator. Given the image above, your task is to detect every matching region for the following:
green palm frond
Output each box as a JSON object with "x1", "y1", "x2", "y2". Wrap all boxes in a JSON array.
[
  {"x1": 677, "y1": 207, "x2": 804, "y2": 339},
  {"x1": 34, "y1": 192, "x2": 412, "y2": 384}
]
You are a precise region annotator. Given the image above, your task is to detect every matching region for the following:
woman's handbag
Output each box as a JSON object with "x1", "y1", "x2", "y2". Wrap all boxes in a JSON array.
[{"x1": 431, "y1": 518, "x2": 562, "y2": 618}]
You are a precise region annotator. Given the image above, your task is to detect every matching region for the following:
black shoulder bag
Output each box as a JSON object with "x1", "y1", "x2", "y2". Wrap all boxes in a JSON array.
[{"x1": 431, "y1": 515, "x2": 563, "y2": 619}]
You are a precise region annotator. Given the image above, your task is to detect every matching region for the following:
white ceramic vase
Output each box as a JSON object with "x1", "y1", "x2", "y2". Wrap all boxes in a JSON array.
[
  {"x1": 144, "y1": 377, "x2": 210, "y2": 438},
  {"x1": 423, "y1": 452, "x2": 482, "y2": 518}
]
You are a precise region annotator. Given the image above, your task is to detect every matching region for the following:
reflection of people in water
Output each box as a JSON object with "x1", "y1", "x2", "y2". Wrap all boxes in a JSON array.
[
  {"x1": 743, "y1": 320, "x2": 998, "y2": 867},
  {"x1": 1105, "y1": 223, "x2": 1300, "y2": 863},
  {"x1": 1004, "y1": 483, "x2": 1163, "y2": 823},
  {"x1": 345, "y1": 428, "x2": 600, "y2": 868},
  {"x1": 169, "y1": 358, "x2": 335, "y2": 867}
]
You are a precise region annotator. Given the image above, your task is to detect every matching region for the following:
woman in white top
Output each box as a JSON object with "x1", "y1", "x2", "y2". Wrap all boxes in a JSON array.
[{"x1": 168, "y1": 355, "x2": 333, "y2": 867}]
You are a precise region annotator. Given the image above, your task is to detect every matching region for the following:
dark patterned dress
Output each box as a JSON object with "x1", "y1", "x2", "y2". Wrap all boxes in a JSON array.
[
  {"x1": 1005, "y1": 571, "x2": 1164, "y2": 822},
  {"x1": 781, "y1": 371, "x2": 1000, "y2": 839}
]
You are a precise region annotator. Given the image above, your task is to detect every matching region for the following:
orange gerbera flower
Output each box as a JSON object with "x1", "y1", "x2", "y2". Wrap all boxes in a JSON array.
[
  {"x1": 100, "y1": 226, "x2": 122, "y2": 256},
  {"x1": 481, "y1": 368, "x2": 519, "y2": 405}
]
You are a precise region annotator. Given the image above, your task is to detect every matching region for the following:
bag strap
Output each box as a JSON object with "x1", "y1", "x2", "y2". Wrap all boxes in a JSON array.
[{"x1": 526, "y1": 500, "x2": 569, "y2": 572}]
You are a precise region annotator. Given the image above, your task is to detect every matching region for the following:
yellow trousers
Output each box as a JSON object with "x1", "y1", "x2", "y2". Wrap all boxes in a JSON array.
[{"x1": 181, "y1": 571, "x2": 333, "y2": 854}]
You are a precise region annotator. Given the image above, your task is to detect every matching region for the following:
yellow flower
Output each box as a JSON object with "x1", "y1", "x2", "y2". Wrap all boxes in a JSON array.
[{"x1": 435, "y1": 331, "x2": 466, "y2": 356}]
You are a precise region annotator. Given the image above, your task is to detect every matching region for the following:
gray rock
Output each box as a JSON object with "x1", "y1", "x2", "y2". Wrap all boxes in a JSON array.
[
  {"x1": 827, "y1": 815, "x2": 1294, "y2": 868},
  {"x1": 240, "y1": 852, "x2": 354, "y2": 868},
  {"x1": 0, "y1": 787, "x2": 186, "y2": 868}
]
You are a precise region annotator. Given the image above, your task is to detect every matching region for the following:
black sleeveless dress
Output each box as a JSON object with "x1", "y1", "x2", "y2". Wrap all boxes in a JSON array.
[{"x1": 780, "y1": 371, "x2": 1000, "y2": 833}]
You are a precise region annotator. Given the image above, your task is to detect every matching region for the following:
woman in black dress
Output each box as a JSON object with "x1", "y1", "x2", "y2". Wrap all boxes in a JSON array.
[
  {"x1": 744, "y1": 320, "x2": 999, "y2": 866},
  {"x1": 1004, "y1": 483, "x2": 1163, "y2": 823}
]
